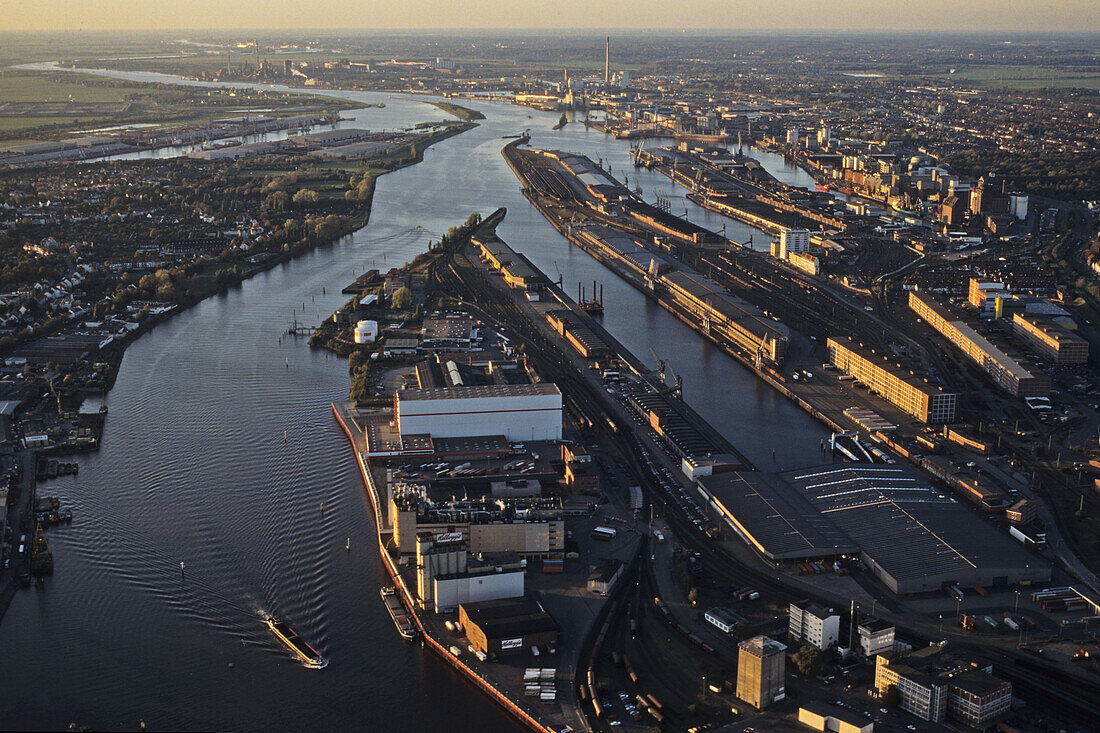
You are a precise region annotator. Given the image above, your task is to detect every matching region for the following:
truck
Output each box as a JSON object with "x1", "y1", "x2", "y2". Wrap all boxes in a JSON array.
[
  {"x1": 591, "y1": 526, "x2": 617, "y2": 541},
  {"x1": 653, "y1": 529, "x2": 665, "y2": 543}
]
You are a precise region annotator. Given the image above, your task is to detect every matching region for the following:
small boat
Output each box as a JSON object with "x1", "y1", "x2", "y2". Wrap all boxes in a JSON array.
[
  {"x1": 379, "y1": 586, "x2": 418, "y2": 641},
  {"x1": 265, "y1": 616, "x2": 327, "y2": 668}
]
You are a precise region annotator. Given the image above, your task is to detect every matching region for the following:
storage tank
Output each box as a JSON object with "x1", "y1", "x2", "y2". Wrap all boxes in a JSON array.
[{"x1": 354, "y1": 320, "x2": 378, "y2": 344}]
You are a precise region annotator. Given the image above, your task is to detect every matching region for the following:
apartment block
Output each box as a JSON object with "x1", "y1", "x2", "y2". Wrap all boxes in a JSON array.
[
  {"x1": 827, "y1": 337, "x2": 957, "y2": 423},
  {"x1": 908, "y1": 291, "x2": 1049, "y2": 398}
]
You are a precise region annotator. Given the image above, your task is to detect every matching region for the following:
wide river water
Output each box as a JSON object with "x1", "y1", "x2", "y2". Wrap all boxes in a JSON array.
[{"x1": 0, "y1": 68, "x2": 828, "y2": 731}]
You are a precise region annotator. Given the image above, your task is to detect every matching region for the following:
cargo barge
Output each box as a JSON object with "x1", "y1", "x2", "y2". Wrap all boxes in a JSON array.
[
  {"x1": 380, "y1": 586, "x2": 418, "y2": 641},
  {"x1": 264, "y1": 616, "x2": 327, "y2": 668}
]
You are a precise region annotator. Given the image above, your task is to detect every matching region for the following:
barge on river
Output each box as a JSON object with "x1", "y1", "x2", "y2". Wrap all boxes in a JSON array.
[
  {"x1": 265, "y1": 616, "x2": 327, "y2": 668},
  {"x1": 380, "y1": 586, "x2": 418, "y2": 641}
]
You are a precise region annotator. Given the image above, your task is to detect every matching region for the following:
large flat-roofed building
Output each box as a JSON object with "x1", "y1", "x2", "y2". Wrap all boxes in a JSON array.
[
  {"x1": 1012, "y1": 312, "x2": 1088, "y2": 364},
  {"x1": 700, "y1": 465, "x2": 1050, "y2": 594},
  {"x1": 395, "y1": 383, "x2": 562, "y2": 442},
  {"x1": 391, "y1": 492, "x2": 565, "y2": 558},
  {"x1": 737, "y1": 635, "x2": 787, "y2": 709},
  {"x1": 699, "y1": 471, "x2": 859, "y2": 561},
  {"x1": 909, "y1": 291, "x2": 1049, "y2": 398},
  {"x1": 968, "y1": 278, "x2": 1011, "y2": 312},
  {"x1": 459, "y1": 598, "x2": 560, "y2": 656},
  {"x1": 827, "y1": 337, "x2": 957, "y2": 423}
]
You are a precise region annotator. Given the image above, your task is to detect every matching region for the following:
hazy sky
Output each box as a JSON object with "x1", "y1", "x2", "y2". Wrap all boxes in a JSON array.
[{"x1": 4, "y1": 1, "x2": 1099, "y2": 32}]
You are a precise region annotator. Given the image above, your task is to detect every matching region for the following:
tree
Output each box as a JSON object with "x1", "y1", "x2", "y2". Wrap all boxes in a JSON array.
[
  {"x1": 792, "y1": 645, "x2": 823, "y2": 678},
  {"x1": 883, "y1": 684, "x2": 902, "y2": 709},
  {"x1": 391, "y1": 286, "x2": 413, "y2": 310},
  {"x1": 293, "y1": 188, "x2": 319, "y2": 205}
]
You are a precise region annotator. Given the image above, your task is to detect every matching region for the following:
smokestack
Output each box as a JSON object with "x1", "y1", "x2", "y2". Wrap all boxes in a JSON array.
[{"x1": 604, "y1": 36, "x2": 610, "y2": 85}]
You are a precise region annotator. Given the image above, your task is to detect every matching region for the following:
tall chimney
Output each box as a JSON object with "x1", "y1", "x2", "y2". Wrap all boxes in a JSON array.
[{"x1": 605, "y1": 36, "x2": 610, "y2": 85}]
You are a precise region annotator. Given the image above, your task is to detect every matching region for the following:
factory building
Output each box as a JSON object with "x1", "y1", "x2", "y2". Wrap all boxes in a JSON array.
[
  {"x1": 459, "y1": 598, "x2": 560, "y2": 656},
  {"x1": 827, "y1": 337, "x2": 957, "y2": 423},
  {"x1": 395, "y1": 383, "x2": 562, "y2": 442},
  {"x1": 909, "y1": 292, "x2": 1049, "y2": 398},
  {"x1": 789, "y1": 602, "x2": 840, "y2": 650},
  {"x1": 414, "y1": 532, "x2": 526, "y2": 613},
  {"x1": 660, "y1": 270, "x2": 789, "y2": 364},
  {"x1": 700, "y1": 465, "x2": 1050, "y2": 594},
  {"x1": 391, "y1": 491, "x2": 565, "y2": 558},
  {"x1": 1012, "y1": 312, "x2": 1089, "y2": 364},
  {"x1": 737, "y1": 635, "x2": 787, "y2": 709}
]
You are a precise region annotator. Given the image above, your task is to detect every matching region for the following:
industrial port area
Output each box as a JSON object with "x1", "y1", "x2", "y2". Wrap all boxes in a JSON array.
[
  {"x1": 316, "y1": 186, "x2": 1100, "y2": 732},
  {"x1": 1, "y1": 20, "x2": 1099, "y2": 733}
]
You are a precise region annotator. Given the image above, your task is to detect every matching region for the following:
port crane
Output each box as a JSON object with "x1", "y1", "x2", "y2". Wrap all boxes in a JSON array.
[{"x1": 649, "y1": 347, "x2": 683, "y2": 399}]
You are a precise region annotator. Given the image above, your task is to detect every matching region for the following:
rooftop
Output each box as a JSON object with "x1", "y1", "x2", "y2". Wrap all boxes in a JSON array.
[{"x1": 398, "y1": 383, "x2": 560, "y2": 401}]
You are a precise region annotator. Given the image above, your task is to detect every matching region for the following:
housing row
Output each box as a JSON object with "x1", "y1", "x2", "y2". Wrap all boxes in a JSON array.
[{"x1": 908, "y1": 291, "x2": 1050, "y2": 398}]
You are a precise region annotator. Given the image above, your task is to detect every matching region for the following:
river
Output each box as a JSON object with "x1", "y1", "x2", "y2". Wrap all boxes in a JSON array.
[{"x1": 0, "y1": 66, "x2": 828, "y2": 731}]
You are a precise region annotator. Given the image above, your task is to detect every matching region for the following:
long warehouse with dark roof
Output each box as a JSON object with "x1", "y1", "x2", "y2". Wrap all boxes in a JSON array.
[{"x1": 700, "y1": 464, "x2": 1050, "y2": 594}]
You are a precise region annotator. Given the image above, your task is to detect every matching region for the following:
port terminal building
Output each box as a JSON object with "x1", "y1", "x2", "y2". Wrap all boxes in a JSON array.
[
  {"x1": 699, "y1": 465, "x2": 1049, "y2": 594},
  {"x1": 827, "y1": 337, "x2": 957, "y2": 423}
]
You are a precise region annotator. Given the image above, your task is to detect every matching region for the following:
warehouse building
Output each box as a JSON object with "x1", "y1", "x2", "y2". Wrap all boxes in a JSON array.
[
  {"x1": 660, "y1": 270, "x2": 789, "y2": 364},
  {"x1": 395, "y1": 383, "x2": 562, "y2": 442},
  {"x1": 700, "y1": 465, "x2": 1049, "y2": 594},
  {"x1": 1011, "y1": 312, "x2": 1088, "y2": 364},
  {"x1": 827, "y1": 337, "x2": 957, "y2": 423},
  {"x1": 797, "y1": 704, "x2": 873, "y2": 733},
  {"x1": 909, "y1": 292, "x2": 1049, "y2": 397},
  {"x1": 544, "y1": 309, "x2": 614, "y2": 360},
  {"x1": 459, "y1": 598, "x2": 560, "y2": 656}
]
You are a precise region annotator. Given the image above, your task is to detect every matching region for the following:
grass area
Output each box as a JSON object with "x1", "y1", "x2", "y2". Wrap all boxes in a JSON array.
[
  {"x1": 0, "y1": 68, "x2": 359, "y2": 141},
  {"x1": 0, "y1": 71, "x2": 143, "y2": 103},
  {"x1": 948, "y1": 65, "x2": 1100, "y2": 90}
]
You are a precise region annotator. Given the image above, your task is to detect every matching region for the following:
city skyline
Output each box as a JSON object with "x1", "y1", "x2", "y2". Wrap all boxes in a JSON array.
[{"x1": 3, "y1": 0, "x2": 1099, "y2": 33}]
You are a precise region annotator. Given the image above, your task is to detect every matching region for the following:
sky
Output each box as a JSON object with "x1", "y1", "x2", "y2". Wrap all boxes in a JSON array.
[{"x1": 3, "y1": 0, "x2": 1099, "y2": 33}]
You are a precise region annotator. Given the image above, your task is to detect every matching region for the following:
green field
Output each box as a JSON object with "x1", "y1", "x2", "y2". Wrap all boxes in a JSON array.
[
  {"x1": 0, "y1": 68, "x2": 358, "y2": 142},
  {"x1": 949, "y1": 65, "x2": 1100, "y2": 90},
  {"x1": 0, "y1": 71, "x2": 146, "y2": 103}
]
